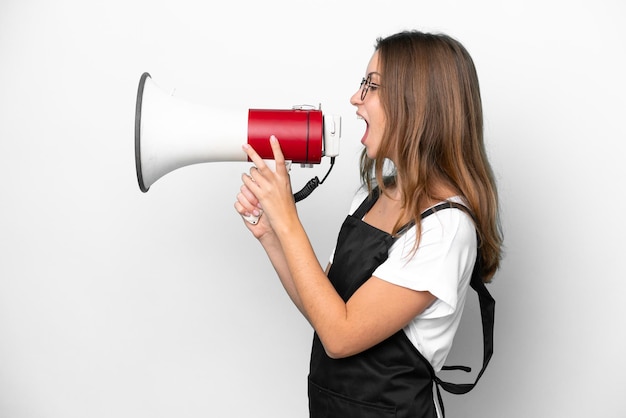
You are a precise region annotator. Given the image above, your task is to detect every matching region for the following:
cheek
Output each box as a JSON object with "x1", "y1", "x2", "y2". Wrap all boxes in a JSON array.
[
  {"x1": 378, "y1": 106, "x2": 386, "y2": 128},
  {"x1": 369, "y1": 102, "x2": 385, "y2": 129},
  {"x1": 372, "y1": 114, "x2": 386, "y2": 134}
]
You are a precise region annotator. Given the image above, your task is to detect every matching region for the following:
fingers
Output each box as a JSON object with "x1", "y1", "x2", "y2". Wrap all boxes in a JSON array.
[
  {"x1": 239, "y1": 183, "x2": 258, "y2": 206},
  {"x1": 269, "y1": 135, "x2": 287, "y2": 172},
  {"x1": 234, "y1": 199, "x2": 262, "y2": 225},
  {"x1": 241, "y1": 168, "x2": 260, "y2": 199},
  {"x1": 238, "y1": 137, "x2": 291, "y2": 223},
  {"x1": 237, "y1": 182, "x2": 261, "y2": 216},
  {"x1": 242, "y1": 142, "x2": 266, "y2": 171},
  {"x1": 241, "y1": 135, "x2": 286, "y2": 175}
]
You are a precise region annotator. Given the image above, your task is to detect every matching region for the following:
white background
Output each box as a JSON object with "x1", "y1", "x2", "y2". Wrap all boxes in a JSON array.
[{"x1": 1, "y1": 1, "x2": 625, "y2": 417}]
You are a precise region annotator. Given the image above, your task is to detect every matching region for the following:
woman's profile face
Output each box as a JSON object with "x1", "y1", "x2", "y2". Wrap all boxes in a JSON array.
[{"x1": 351, "y1": 51, "x2": 385, "y2": 159}]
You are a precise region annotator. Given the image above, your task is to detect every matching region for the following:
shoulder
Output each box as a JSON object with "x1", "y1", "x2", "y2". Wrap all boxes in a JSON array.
[
  {"x1": 373, "y1": 199, "x2": 477, "y2": 311},
  {"x1": 420, "y1": 201, "x2": 476, "y2": 246}
]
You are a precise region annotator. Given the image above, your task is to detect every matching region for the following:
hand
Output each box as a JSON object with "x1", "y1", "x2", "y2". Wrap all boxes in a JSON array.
[
  {"x1": 240, "y1": 136, "x2": 296, "y2": 232},
  {"x1": 235, "y1": 182, "x2": 273, "y2": 239}
]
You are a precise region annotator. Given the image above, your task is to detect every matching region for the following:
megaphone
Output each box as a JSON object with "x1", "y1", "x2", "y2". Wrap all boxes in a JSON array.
[{"x1": 134, "y1": 72, "x2": 341, "y2": 196}]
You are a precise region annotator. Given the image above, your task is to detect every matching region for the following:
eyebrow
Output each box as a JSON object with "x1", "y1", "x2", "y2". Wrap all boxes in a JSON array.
[{"x1": 367, "y1": 71, "x2": 382, "y2": 77}]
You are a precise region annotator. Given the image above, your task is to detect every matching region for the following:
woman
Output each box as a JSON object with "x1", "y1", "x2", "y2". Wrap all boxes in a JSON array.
[{"x1": 234, "y1": 30, "x2": 502, "y2": 418}]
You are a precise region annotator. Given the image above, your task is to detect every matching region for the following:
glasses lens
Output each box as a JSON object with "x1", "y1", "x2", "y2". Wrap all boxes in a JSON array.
[{"x1": 361, "y1": 76, "x2": 370, "y2": 101}]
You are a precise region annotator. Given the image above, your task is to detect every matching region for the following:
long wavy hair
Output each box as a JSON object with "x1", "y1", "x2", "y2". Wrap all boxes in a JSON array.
[{"x1": 360, "y1": 30, "x2": 503, "y2": 282}]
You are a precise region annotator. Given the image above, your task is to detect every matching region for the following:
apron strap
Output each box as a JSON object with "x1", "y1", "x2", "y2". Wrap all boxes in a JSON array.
[
  {"x1": 351, "y1": 187, "x2": 381, "y2": 219},
  {"x1": 421, "y1": 203, "x2": 495, "y2": 417},
  {"x1": 434, "y1": 256, "x2": 495, "y2": 394},
  {"x1": 433, "y1": 259, "x2": 495, "y2": 418}
]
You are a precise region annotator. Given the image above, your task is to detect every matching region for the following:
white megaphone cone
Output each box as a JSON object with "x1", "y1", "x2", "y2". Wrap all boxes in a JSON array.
[{"x1": 135, "y1": 72, "x2": 248, "y2": 192}]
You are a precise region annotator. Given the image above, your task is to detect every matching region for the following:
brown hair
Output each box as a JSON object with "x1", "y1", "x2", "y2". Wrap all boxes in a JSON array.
[{"x1": 360, "y1": 30, "x2": 503, "y2": 281}]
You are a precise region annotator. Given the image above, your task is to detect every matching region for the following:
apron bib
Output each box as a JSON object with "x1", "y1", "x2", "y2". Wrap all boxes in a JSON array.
[{"x1": 307, "y1": 189, "x2": 495, "y2": 418}]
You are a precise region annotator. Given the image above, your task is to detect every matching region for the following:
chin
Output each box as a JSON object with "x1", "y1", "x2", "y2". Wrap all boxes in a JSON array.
[{"x1": 365, "y1": 146, "x2": 378, "y2": 159}]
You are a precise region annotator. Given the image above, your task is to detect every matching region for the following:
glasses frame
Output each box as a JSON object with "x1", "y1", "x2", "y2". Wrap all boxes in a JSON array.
[{"x1": 359, "y1": 74, "x2": 381, "y2": 101}]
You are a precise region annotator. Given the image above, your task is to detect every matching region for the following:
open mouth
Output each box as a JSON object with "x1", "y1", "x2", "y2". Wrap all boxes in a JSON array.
[
  {"x1": 357, "y1": 113, "x2": 369, "y2": 144},
  {"x1": 360, "y1": 121, "x2": 369, "y2": 144}
]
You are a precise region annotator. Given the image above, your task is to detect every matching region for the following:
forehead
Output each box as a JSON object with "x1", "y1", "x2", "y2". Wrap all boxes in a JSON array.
[{"x1": 366, "y1": 50, "x2": 380, "y2": 74}]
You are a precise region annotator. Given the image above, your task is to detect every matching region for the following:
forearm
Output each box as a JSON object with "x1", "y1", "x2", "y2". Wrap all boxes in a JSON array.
[
  {"x1": 239, "y1": 139, "x2": 360, "y2": 354},
  {"x1": 258, "y1": 231, "x2": 307, "y2": 317},
  {"x1": 273, "y1": 217, "x2": 348, "y2": 341}
]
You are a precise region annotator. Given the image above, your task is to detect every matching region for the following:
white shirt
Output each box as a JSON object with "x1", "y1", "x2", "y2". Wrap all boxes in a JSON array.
[{"x1": 330, "y1": 188, "x2": 477, "y2": 371}]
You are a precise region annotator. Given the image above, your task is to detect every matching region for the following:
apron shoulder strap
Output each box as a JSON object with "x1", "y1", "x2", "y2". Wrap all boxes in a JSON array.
[
  {"x1": 435, "y1": 255, "x2": 495, "y2": 392},
  {"x1": 351, "y1": 187, "x2": 380, "y2": 219}
]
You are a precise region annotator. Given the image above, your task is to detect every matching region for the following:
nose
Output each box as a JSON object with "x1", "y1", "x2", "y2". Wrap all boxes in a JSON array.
[{"x1": 350, "y1": 88, "x2": 363, "y2": 106}]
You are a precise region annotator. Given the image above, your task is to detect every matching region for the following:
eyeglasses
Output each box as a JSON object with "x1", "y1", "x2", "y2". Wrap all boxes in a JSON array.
[{"x1": 359, "y1": 75, "x2": 381, "y2": 101}]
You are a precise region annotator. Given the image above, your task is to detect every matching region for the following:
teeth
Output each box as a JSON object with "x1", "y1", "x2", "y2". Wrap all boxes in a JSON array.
[{"x1": 357, "y1": 115, "x2": 364, "y2": 120}]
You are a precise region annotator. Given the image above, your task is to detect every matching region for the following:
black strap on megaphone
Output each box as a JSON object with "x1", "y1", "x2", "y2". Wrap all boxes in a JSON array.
[{"x1": 293, "y1": 157, "x2": 336, "y2": 202}]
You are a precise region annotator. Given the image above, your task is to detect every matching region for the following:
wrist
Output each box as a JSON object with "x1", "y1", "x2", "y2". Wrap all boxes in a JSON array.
[
  {"x1": 257, "y1": 228, "x2": 279, "y2": 246},
  {"x1": 272, "y1": 211, "x2": 301, "y2": 240}
]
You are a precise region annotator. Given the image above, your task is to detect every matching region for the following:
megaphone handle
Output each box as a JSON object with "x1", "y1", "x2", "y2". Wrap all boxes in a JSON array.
[{"x1": 242, "y1": 212, "x2": 262, "y2": 225}]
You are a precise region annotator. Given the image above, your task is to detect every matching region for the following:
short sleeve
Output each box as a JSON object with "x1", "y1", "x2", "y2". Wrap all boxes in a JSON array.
[{"x1": 372, "y1": 206, "x2": 477, "y2": 319}]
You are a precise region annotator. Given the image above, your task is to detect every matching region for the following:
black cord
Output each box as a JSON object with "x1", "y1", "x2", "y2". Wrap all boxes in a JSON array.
[
  {"x1": 293, "y1": 157, "x2": 336, "y2": 203},
  {"x1": 318, "y1": 157, "x2": 336, "y2": 185}
]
